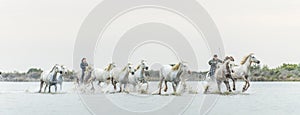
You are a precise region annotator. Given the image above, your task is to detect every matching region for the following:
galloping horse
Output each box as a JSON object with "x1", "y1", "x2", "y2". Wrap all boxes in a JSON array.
[
  {"x1": 111, "y1": 63, "x2": 135, "y2": 92},
  {"x1": 128, "y1": 60, "x2": 149, "y2": 92},
  {"x1": 39, "y1": 64, "x2": 64, "y2": 93},
  {"x1": 223, "y1": 56, "x2": 236, "y2": 91},
  {"x1": 158, "y1": 62, "x2": 191, "y2": 95},
  {"x1": 56, "y1": 65, "x2": 68, "y2": 91},
  {"x1": 214, "y1": 59, "x2": 235, "y2": 93},
  {"x1": 232, "y1": 53, "x2": 260, "y2": 92},
  {"x1": 88, "y1": 63, "x2": 116, "y2": 90}
]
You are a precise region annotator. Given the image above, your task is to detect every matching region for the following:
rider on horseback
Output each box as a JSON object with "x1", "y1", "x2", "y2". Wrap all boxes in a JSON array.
[
  {"x1": 208, "y1": 54, "x2": 222, "y2": 78},
  {"x1": 80, "y1": 58, "x2": 89, "y2": 84}
]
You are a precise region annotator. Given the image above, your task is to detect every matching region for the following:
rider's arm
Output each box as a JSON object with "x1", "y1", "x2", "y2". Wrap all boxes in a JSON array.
[
  {"x1": 218, "y1": 59, "x2": 223, "y2": 63},
  {"x1": 80, "y1": 63, "x2": 85, "y2": 70},
  {"x1": 208, "y1": 60, "x2": 213, "y2": 65}
]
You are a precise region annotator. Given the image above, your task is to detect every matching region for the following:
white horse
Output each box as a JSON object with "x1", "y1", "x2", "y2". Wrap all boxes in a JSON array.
[
  {"x1": 56, "y1": 65, "x2": 68, "y2": 91},
  {"x1": 128, "y1": 60, "x2": 149, "y2": 92},
  {"x1": 158, "y1": 62, "x2": 191, "y2": 95},
  {"x1": 39, "y1": 64, "x2": 64, "y2": 93},
  {"x1": 111, "y1": 63, "x2": 135, "y2": 92},
  {"x1": 215, "y1": 59, "x2": 235, "y2": 93},
  {"x1": 232, "y1": 53, "x2": 260, "y2": 92},
  {"x1": 88, "y1": 63, "x2": 116, "y2": 90}
]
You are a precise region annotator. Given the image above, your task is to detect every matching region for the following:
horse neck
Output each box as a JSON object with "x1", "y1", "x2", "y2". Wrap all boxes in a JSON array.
[
  {"x1": 52, "y1": 71, "x2": 58, "y2": 81},
  {"x1": 120, "y1": 67, "x2": 130, "y2": 78},
  {"x1": 175, "y1": 66, "x2": 184, "y2": 79},
  {"x1": 123, "y1": 69, "x2": 130, "y2": 78},
  {"x1": 137, "y1": 68, "x2": 145, "y2": 78},
  {"x1": 242, "y1": 58, "x2": 252, "y2": 72}
]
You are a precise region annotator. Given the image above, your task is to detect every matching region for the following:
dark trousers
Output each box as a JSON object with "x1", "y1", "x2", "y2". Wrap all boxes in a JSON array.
[{"x1": 81, "y1": 70, "x2": 85, "y2": 83}]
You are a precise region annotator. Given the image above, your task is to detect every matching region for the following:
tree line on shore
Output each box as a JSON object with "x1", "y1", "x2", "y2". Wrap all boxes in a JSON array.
[{"x1": 1, "y1": 63, "x2": 300, "y2": 82}]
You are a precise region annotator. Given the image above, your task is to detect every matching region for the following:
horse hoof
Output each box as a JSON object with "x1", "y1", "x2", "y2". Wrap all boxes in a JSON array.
[
  {"x1": 242, "y1": 88, "x2": 246, "y2": 92},
  {"x1": 233, "y1": 88, "x2": 236, "y2": 91},
  {"x1": 229, "y1": 90, "x2": 232, "y2": 92}
]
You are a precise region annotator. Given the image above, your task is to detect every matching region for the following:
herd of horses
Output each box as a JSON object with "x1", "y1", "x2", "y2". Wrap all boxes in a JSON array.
[{"x1": 38, "y1": 53, "x2": 260, "y2": 95}]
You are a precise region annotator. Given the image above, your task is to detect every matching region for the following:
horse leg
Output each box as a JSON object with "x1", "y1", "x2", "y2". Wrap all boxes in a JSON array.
[
  {"x1": 231, "y1": 77, "x2": 236, "y2": 91},
  {"x1": 112, "y1": 78, "x2": 117, "y2": 90},
  {"x1": 44, "y1": 84, "x2": 48, "y2": 93},
  {"x1": 133, "y1": 84, "x2": 137, "y2": 92},
  {"x1": 124, "y1": 83, "x2": 128, "y2": 92},
  {"x1": 242, "y1": 75, "x2": 249, "y2": 92},
  {"x1": 204, "y1": 85, "x2": 209, "y2": 94},
  {"x1": 55, "y1": 85, "x2": 57, "y2": 92},
  {"x1": 245, "y1": 80, "x2": 250, "y2": 91},
  {"x1": 158, "y1": 78, "x2": 164, "y2": 95},
  {"x1": 60, "y1": 83, "x2": 62, "y2": 91},
  {"x1": 97, "y1": 81, "x2": 101, "y2": 86},
  {"x1": 182, "y1": 80, "x2": 187, "y2": 93},
  {"x1": 224, "y1": 80, "x2": 232, "y2": 92},
  {"x1": 164, "y1": 81, "x2": 168, "y2": 92},
  {"x1": 119, "y1": 84, "x2": 122, "y2": 93},
  {"x1": 217, "y1": 81, "x2": 221, "y2": 93},
  {"x1": 90, "y1": 80, "x2": 95, "y2": 90},
  {"x1": 39, "y1": 80, "x2": 44, "y2": 93},
  {"x1": 145, "y1": 82, "x2": 149, "y2": 91},
  {"x1": 172, "y1": 82, "x2": 177, "y2": 93},
  {"x1": 76, "y1": 78, "x2": 79, "y2": 85},
  {"x1": 48, "y1": 85, "x2": 51, "y2": 93}
]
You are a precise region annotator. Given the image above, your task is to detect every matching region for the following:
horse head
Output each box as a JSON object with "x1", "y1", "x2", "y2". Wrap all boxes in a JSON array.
[
  {"x1": 123, "y1": 63, "x2": 135, "y2": 75},
  {"x1": 225, "y1": 59, "x2": 235, "y2": 74},
  {"x1": 249, "y1": 54, "x2": 260, "y2": 64},
  {"x1": 174, "y1": 62, "x2": 191, "y2": 79},
  {"x1": 140, "y1": 60, "x2": 149, "y2": 71},
  {"x1": 224, "y1": 56, "x2": 235, "y2": 62},
  {"x1": 241, "y1": 53, "x2": 260, "y2": 65},
  {"x1": 51, "y1": 64, "x2": 63, "y2": 74},
  {"x1": 60, "y1": 65, "x2": 68, "y2": 75}
]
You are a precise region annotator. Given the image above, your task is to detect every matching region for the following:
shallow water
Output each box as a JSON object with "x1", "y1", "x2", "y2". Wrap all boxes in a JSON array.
[{"x1": 0, "y1": 82, "x2": 299, "y2": 115}]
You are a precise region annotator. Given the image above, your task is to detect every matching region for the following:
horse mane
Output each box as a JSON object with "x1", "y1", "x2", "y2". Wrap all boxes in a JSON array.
[
  {"x1": 136, "y1": 65, "x2": 140, "y2": 70},
  {"x1": 122, "y1": 63, "x2": 130, "y2": 71},
  {"x1": 225, "y1": 60, "x2": 230, "y2": 72},
  {"x1": 172, "y1": 63, "x2": 180, "y2": 71},
  {"x1": 86, "y1": 66, "x2": 92, "y2": 71},
  {"x1": 224, "y1": 56, "x2": 235, "y2": 62},
  {"x1": 240, "y1": 53, "x2": 254, "y2": 65},
  {"x1": 104, "y1": 63, "x2": 112, "y2": 71},
  {"x1": 50, "y1": 64, "x2": 58, "y2": 73},
  {"x1": 121, "y1": 66, "x2": 127, "y2": 71}
]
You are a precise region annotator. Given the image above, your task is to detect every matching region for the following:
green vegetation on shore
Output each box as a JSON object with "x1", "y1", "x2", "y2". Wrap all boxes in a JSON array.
[
  {"x1": 0, "y1": 68, "x2": 76, "y2": 82},
  {"x1": 1, "y1": 63, "x2": 300, "y2": 82},
  {"x1": 250, "y1": 63, "x2": 300, "y2": 81}
]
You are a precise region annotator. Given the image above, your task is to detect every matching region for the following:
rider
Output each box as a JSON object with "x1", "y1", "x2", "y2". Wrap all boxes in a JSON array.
[
  {"x1": 80, "y1": 58, "x2": 89, "y2": 83},
  {"x1": 208, "y1": 54, "x2": 222, "y2": 77}
]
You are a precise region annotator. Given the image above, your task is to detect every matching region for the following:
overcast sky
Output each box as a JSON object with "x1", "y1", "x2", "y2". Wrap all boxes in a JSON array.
[{"x1": 0, "y1": 0, "x2": 300, "y2": 72}]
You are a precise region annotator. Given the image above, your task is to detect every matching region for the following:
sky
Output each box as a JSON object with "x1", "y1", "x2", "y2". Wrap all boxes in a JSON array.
[{"x1": 0, "y1": 0, "x2": 300, "y2": 72}]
